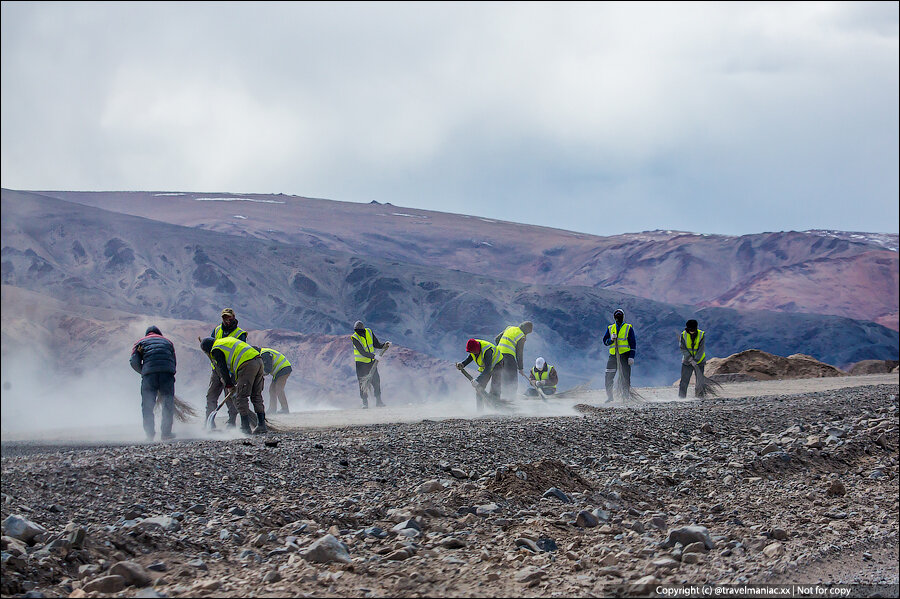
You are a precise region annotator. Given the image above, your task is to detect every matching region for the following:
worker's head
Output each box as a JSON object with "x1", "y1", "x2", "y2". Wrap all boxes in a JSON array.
[
  {"x1": 519, "y1": 321, "x2": 533, "y2": 334},
  {"x1": 145, "y1": 325, "x2": 162, "y2": 336},
  {"x1": 200, "y1": 337, "x2": 214, "y2": 354},
  {"x1": 685, "y1": 319, "x2": 698, "y2": 333},
  {"x1": 535, "y1": 357, "x2": 546, "y2": 371},
  {"x1": 614, "y1": 309, "x2": 625, "y2": 323},
  {"x1": 221, "y1": 308, "x2": 236, "y2": 324},
  {"x1": 353, "y1": 320, "x2": 365, "y2": 332},
  {"x1": 466, "y1": 338, "x2": 480, "y2": 354}
]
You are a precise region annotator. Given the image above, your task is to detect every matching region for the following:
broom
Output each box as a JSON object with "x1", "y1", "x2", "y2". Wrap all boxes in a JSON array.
[
  {"x1": 691, "y1": 361, "x2": 722, "y2": 398},
  {"x1": 615, "y1": 351, "x2": 645, "y2": 405},
  {"x1": 154, "y1": 395, "x2": 198, "y2": 423}
]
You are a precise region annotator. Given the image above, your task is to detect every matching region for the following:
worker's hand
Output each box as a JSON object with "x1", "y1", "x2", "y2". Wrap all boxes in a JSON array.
[
  {"x1": 518, "y1": 369, "x2": 525, "y2": 377},
  {"x1": 384, "y1": 341, "x2": 391, "y2": 349},
  {"x1": 535, "y1": 380, "x2": 544, "y2": 388},
  {"x1": 470, "y1": 380, "x2": 480, "y2": 389},
  {"x1": 372, "y1": 357, "x2": 379, "y2": 364},
  {"x1": 455, "y1": 362, "x2": 464, "y2": 371},
  {"x1": 610, "y1": 332, "x2": 617, "y2": 341},
  {"x1": 627, "y1": 358, "x2": 635, "y2": 366},
  {"x1": 225, "y1": 385, "x2": 235, "y2": 396},
  {"x1": 689, "y1": 358, "x2": 697, "y2": 367}
]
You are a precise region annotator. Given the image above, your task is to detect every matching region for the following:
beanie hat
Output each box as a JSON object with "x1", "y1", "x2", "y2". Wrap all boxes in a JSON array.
[
  {"x1": 466, "y1": 339, "x2": 480, "y2": 354},
  {"x1": 535, "y1": 357, "x2": 546, "y2": 370},
  {"x1": 221, "y1": 308, "x2": 235, "y2": 318},
  {"x1": 686, "y1": 319, "x2": 698, "y2": 331},
  {"x1": 145, "y1": 325, "x2": 162, "y2": 336},
  {"x1": 519, "y1": 321, "x2": 533, "y2": 334},
  {"x1": 353, "y1": 320, "x2": 365, "y2": 331},
  {"x1": 200, "y1": 337, "x2": 215, "y2": 353}
]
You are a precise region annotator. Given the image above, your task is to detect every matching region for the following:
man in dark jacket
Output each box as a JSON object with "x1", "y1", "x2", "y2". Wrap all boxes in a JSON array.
[
  {"x1": 130, "y1": 325, "x2": 177, "y2": 441},
  {"x1": 603, "y1": 308, "x2": 636, "y2": 403},
  {"x1": 205, "y1": 308, "x2": 247, "y2": 428},
  {"x1": 351, "y1": 320, "x2": 390, "y2": 408}
]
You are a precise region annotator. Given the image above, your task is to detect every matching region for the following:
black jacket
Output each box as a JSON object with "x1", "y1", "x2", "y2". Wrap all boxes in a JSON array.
[{"x1": 130, "y1": 332, "x2": 176, "y2": 375}]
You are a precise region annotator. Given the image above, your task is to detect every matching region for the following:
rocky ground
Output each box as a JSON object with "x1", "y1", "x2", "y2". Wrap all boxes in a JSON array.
[{"x1": 2, "y1": 383, "x2": 898, "y2": 598}]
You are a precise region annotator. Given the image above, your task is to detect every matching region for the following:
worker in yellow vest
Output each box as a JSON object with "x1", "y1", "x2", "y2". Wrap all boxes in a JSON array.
[
  {"x1": 205, "y1": 308, "x2": 247, "y2": 429},
  {"x1": 678, "y1": 319, "x2": 707, "y2": 398},
  {"x1": 457, "y1": 338, "x2": 503, "y2": 411},
  {"x1": 493, "y1": 321, "x2": 533, "y2": 399},
  {"x1": 259, "y1": 347, "x2": 293, "y2": 413},
  {"x1": 201, "y1": 336, "x2": 267, "y2": 434},
  {"x1": 603, "y1": 309, "x2": 636, "y2": 403},
  {"x1": 527, "y1": 357, "x2": 558, "y2": 396},
  {"x1": 351, "y1": 320, "x2": 390, "y2": 408}
]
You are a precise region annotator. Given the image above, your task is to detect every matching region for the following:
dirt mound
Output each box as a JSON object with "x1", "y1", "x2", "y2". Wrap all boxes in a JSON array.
[
  {"x1": 705, "y1": 349, "x2": 847, "y2": 381},
  {"x1": 846, "y1": 359, "x2": 900, "y2": 375},
  {"x1": 487, "y1": 458, "x2": 593, "y2": 499}
]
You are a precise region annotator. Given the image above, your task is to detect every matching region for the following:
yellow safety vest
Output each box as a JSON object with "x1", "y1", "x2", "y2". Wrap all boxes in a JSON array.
[
  {"x1": 531, "y1": 365, "x2": 556, "y2": 390},
  {"x1": 608, "y1": 323, "x2": 632, "y2": 355},
  {"x1": 211, "y1": 337, "x2": 260, "y2": 379},
  {"x1": 352, "y1": 328, "x2": 375, "y2": 363},
  {"x1": 470, "y1": 339, "x2": 503, "y2": 372},
  {"x1": 497, "y1": 326, "x2": 525, "y2": 358},
  {"x1": 210, "y1": 325, "x2": 247, "y2": 369},
  {"x1": 260, "y1": 347, "x2": 291, "y2": 377},
  {"x1": 681, "y1": 329, "x2": 705, "y2": 363}
]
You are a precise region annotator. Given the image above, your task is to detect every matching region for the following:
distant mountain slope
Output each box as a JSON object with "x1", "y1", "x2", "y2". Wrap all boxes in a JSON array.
[
  {"x1": 34, "y1": 189, "x2": 898, "y2": 329},
  {"x1": 2, "y1": 189, "x2": 896, "y2": 390}
]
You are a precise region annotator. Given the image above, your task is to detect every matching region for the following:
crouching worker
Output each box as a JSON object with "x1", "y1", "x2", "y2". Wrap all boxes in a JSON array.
[
  {"x1": 527, "y1": 357, "x2": 558, "y2": 396},
  {"x1": 201, "y1": 336, "x2": 268, "y2": 434},
  {"x1": 131, "y1": 325, "x2": 177, "y2": 441}
]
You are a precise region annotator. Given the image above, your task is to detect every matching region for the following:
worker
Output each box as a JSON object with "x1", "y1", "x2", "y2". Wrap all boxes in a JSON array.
[
  {"x1": 456, "y1": 338, "x2": 503, "y2": 411},
  {"x1": 200, "y1": 336, "x2": 267, "y2": 434},
  {"x1": 130, "y1": 325, "x2": 177, "y2": 441},
  {"x1": 603, "y1": 308, "x2": 636, "y2": 403},
  {"x1": 205, "y1": 308, "x2": 247, "y2": 429},
  {"x1": 351, "y1": 320, "x2": 390, "y2": 408},
  {"x1": 527, "y1": 356, "x2": 558, "y2": 396},
  {"x1": 493, "y1": 321, "x2": 533, "y2": 399},
  {"x1": 259, "y1": 347, "x2": 292, "y2": 413},
  {"x1": 678, "y1": 319, "x2": 706, "y2": 398}
]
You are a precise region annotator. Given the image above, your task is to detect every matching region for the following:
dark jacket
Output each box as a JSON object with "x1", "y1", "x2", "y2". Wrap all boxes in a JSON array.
[
  {"x1": 460, "y1": 346, "x2": 499, "y2": 386},
  {"x1": 211, "y1": 320, "x2": 247, "y2": 342},
  {"x1": 602, "y1": 323, "x2": 636, "y2": 360},
  {"x1": 130, "y1": 331, "x2": 176, "y2": 376}
]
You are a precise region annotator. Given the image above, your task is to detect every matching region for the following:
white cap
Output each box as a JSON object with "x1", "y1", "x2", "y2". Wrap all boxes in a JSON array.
[{"x1": 535, "y1": 357, "x2": 546, "y2": 370}]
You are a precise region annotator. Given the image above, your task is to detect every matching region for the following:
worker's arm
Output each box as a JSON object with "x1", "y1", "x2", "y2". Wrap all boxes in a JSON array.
[
  {"x1": 515, "y1": 338, "x2": 525, "y2": 371},
  {"x1": 352, "y1": 336, "x2": 375, "y2": 360},
  {"x1": 627, "y1": 328, "x2": 636, "y2": 360},
  {"x1": 493, "y1": 332, "x2": 503, "y2": 346},
  {"x1": 695, "y1": 333, "x2": 706, "y2": 364},
  {"x1": 211, "y1": 349, "x2": 234, "y2": 387},
  {"x1": 680, "y1": 334, "x2": 692, "y2": 363},
  {"x1": 371, "y1": 332, "x2": 386, "y2": 351},
  {"x1": 260, "y1": 352, "x2": 273, "y2": 375},
  {"x1": 602, "y1": 329, "x2": 612, "y2": 346},
  {"x1": 460, "y1": 355, "x2": 473, "y2": 368},
  {"x1": 238, "y1": 331, "x2": 247, "y2": 342},
  {"x1": 129, "y1": 344, "x2": 143, "y2": 374}
]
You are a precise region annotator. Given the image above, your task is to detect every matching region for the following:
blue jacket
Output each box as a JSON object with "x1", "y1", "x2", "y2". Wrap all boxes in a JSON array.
[{"x1": 130, "y1": 328, "x2": 176, "y2": 375}]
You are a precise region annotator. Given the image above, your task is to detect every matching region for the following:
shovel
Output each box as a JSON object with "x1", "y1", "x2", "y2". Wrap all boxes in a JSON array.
[
  {"x1": 458, "y1": 366, "x2": 512, "y2": 411},
  {"x1": 206, "y1": 387, "x2": 235, "y2": 430},
  {"x1": 518, "y1": 370, "x2": 548, "y2": 402},
  {"x1": 359, "y1": 344, "x2": 390, "y2": 400}
]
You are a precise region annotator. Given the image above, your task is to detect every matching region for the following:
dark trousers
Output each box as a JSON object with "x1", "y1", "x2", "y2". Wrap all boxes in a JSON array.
[
  {"x1": 679, "y1": 362, "x2": 705, "y2": 398},
  {"x1": 525, "y1": 387, "x2": 556, "y2": 397},
  {"x1": 141, "y1": 372, "x2": 175, "y2": 437},
  {"x1": 206, "y1": 369, "x2": 237, "y2": 422},
  {"x1": 605, "y1": 354, "x2": 631, "y2": 401},
  {"x1": 476, "y1": 368, "x2": 503, "y2": 411},
  {"x1": 356, "y1": 361, "x2": 381, "y2": 405},
  {"x1": 498, "y1": 356, "x2": 518, "y2": 399},
  {"x1": 233, "y1": 357, "x2": 266, "y2": 416}
]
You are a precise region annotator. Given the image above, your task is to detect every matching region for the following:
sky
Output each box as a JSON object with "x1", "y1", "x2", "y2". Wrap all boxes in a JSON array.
[{"x1": 1, "y1": 1, "x2": 898, "y2": 236}]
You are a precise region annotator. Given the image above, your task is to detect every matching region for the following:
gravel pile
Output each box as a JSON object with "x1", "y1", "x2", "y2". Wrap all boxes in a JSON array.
[{"x1": 2, "y1": 384, "x2": 897, "y2": 597}]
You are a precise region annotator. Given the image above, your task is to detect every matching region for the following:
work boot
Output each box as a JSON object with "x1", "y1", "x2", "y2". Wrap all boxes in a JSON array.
[
  {"x1": 239, "y1": 414, "x2": 252, "y2": 435},
  {"x1": 361, "y1": 399, "x2": 369, "y2": 409},
  {"x1": 145, "y1": 431, "x2": 155, "y2": 441},
  {"x1": 253, "y1": 412, "x2": 268, "y2": 434},
  {"x1": 161, "y1": 432, "x2": 176, "y2": 441},
  {"x1": 226, "y1": 415, "x2": 237, "y2": 429},
  {"x1": 375, "y1": 398, "x2": 385, "y2": 408}
]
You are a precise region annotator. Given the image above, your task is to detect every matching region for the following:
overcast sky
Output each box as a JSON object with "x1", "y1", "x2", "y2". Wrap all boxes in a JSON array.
[{"x1": 2, "y1": 2, "x2": 898, "y2": 236}]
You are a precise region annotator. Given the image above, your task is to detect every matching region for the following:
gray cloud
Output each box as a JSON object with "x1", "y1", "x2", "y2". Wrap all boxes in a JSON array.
[{"x1": 2, "y1": 2, "x2": 897, "y2": 235}]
